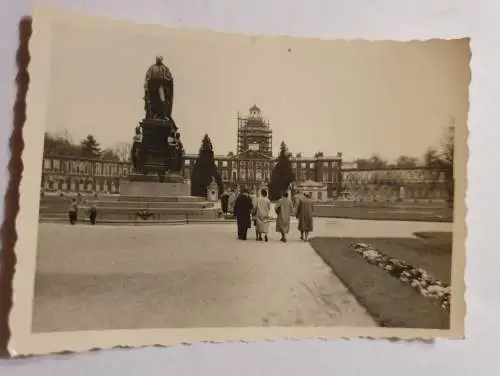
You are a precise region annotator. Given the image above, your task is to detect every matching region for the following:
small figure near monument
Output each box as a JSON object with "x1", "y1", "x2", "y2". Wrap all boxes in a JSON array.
[
  {"x1": 68, "y1": 198, "x2": 78, "y2": 225},
  {"x1": 89, "y1": 204, "x2": 98, "y2": 225}
]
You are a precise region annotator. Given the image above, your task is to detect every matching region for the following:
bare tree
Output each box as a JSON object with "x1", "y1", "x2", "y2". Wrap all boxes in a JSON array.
[
  {"x1": 395, "y1": 155, "x2": 419, "y2": 168},
  {"x1": 423, "y1": 118, "x2": 455, "y2": 203},
  {"x1": 423, "y1": 147, "x2": 441, "y2": 168},
  {"x1": 356, "y1": 154, "x2": 388, "y2": 169},
  {"x1": 113, "y1": 142, "x2": 133, "y2": 162},
  {"x1": 441, "y1": 120, "x2": 455, "y2": 166}
]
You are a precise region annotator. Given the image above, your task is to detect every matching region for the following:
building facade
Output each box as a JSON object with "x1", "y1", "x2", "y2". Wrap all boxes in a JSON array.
[
  {"x1": 179, "y1": 106, "x2": 343, "y2": 196},
  {"x1": 39, "y1": 106, "x2": 447, "y2": 201},
  {"x1": 341, "y1": 167, "x2": 449, "y2": 201}
]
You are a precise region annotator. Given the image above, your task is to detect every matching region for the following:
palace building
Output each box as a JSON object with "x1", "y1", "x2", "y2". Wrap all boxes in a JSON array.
[
  {"x1": 40, "y1": 105, "x2": 344, "y2": 198},
  {"x1": 41, "y1": 106, "x2": 450, "y2": 202},
  {"x1": 182, "y1": 105, "x2": 343, "y2": 196}
]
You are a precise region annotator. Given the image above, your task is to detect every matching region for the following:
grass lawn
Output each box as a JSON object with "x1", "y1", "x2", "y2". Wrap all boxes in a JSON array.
[
  {"x1": 309, "y1": 232, "x2": 452, "y2": 329},
  {"x1": 313, "y1": 206, "x2": 453, "y2": 223}
]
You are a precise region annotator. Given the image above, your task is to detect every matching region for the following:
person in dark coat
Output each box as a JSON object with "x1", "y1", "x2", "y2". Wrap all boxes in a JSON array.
[
  {"x1": 220, "y1": 190, "x2": 230, "y2": 214},
  {"x1": 233, "y1": 189, "x2": 253, "y2": 240},
  {"x1": 89, "y1": 204, "x2": 98, "y2": 225},
  {"x1": 68, "y1": 198, "x2": 78, "y2": 225}
]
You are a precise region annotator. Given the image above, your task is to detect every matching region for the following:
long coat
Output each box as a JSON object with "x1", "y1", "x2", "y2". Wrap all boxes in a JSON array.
[
  {"x1": 275, "y1": 197, "x2": 293, "y2": 234},
  {"x1": 255, "y1": 196, "x2": 271, "y2": 233},
  {"x1": 228, "y1": 192, "x2": 237, "y2": 213},
  {"x1": 296, "y1": 197, "x2": 314, "y2": 232},
  {"x1": 220, "y1": 193, "x2": 229, "y2": 213},
  {"x1": 234, "y1": 194, "x2": 253, "y2": 229}
]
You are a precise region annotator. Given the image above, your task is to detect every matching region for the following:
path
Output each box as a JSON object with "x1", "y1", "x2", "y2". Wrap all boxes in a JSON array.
[{"x1": 32, "y1": 218, "x2": 451, "y2": 332}]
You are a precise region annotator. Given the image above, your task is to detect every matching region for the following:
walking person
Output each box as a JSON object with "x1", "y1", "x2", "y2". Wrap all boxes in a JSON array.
[
  {"x1": 234, "y1": 189, "x2": 253, "y2": 240},
  {"x1": 220, "y1": 190, "x2": 230, "y2": 214},
  {"x1": 68, "y1": 198, "x2": 78, "y2": 225},
  {"x1": 228, "y1": 188, "x2": 237, "y2": 216},
  {"x1": 89, "y1": 204, "x2": 98, "y2": 225},
  {"x1": 296, "y1": 192, "x2": 314, "y2": 241},
  {"x1": 250, "y1": 192, "x2": 259, "y2": 240},
  {"x1": 274, "y1": 191, "x2": 293, "y2": 242},
  {"x1": 255, "y1": 189, "x2": 271, "y2": 242}
]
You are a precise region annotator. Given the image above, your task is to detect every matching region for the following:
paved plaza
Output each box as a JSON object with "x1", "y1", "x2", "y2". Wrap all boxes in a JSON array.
[{"x1": 32, "y1": 218, "x2": 452, "y2": 332}]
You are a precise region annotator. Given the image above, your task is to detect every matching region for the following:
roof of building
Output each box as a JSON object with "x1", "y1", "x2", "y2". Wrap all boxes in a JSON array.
[{"x1": 249, "y1": 104, "x2": 260, "y2": 112}]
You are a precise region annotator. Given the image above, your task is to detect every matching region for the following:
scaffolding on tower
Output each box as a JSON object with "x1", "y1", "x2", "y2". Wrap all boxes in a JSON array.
[{"x1": 236, "y1": 108, "x2": 273, "y2": 157}]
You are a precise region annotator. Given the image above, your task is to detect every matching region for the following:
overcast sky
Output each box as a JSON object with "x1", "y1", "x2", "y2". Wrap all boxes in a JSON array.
[{"x1": 45, "y1": 21, "x2": 469, "y2": 162}]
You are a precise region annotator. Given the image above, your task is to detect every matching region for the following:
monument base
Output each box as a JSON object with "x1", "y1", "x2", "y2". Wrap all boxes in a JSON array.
[
  {"x1": 127, "y1": 171, "x2": 185, "y2": 183},
  {"x1": 120, "y1": 179, "x2": 190, "y2": 197}
]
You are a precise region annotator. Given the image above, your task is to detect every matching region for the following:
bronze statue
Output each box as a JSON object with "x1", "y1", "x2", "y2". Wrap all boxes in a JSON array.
[
  {"x1": 144, "y1": 56, "x2": 175, "y2": 121},
  {"x1": 131, "y1": 126, "x2": 143, "y2": 172},
  {"x1": 165, "y1": 130, "x2": 184, "y2": 172},
  {"x1": 172, "y1": 133, "x2": 185, "y2": 171},
  {"x1": 132, "y1": 56, "x2": 184, "y2": 179}
]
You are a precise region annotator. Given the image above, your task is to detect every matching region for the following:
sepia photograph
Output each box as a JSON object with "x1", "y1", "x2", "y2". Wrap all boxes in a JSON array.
[{"x1": 11, "y1": 5, "x2": 468, "y2": 354}]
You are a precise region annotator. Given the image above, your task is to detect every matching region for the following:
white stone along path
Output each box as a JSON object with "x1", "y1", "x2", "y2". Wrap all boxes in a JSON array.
[{"x1": 32, "y1": 218, "x2": 452, "y2": 332}]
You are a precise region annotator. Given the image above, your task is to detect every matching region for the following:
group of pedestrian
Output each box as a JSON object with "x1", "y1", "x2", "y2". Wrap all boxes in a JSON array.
[
  {"x1": 232, "y1": 188, "x2": 314, "y2": 243},
  {"x1": 67, "y1": 198, "x2": 98, "y2": 225}
]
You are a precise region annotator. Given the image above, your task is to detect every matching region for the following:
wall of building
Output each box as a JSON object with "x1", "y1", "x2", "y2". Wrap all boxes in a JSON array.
[
  {"x1": 182, "y1": 154, "x2": 343, "y2": 197},
  {"x1": 39, "y1": 155, "x2": 343, "y2": 197},
  {"x1": 39, "y1": 156, "x2": 448, "y2": 201},
  {"x1": 341, "y1": 167, "x2": 449, "y2": 201}
]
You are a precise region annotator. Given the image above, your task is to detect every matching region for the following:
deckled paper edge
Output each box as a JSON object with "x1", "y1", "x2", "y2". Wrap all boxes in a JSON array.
[{"x1": 7, "y1": 3, "x2": 468, "y2": 357}]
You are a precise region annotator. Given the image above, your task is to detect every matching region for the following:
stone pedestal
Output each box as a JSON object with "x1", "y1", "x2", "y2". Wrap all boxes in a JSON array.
[
  {"x1": 139, "y1": 118, "x2": 175, "y2": 174},
  {"x1": 127, "y1": 171, "x2": 185, "y2": 183},
  {"x1": 120, "y1": 179, "x2": 190, "y2": 197}
]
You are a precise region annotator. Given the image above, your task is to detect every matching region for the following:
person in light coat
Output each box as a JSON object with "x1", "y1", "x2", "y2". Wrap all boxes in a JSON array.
[
  {"x1": 228, "y1": 188, "x2": 237, "y2": 215},
  {"x1": 254, "y1": 189, "x2": 271, "y2": 242},
  {"x1": 296, "y1": 192, "x2": 314, "y2": 241},
  {"x1": 274, "y1": 191, "x2": 293, "y2": 243}
]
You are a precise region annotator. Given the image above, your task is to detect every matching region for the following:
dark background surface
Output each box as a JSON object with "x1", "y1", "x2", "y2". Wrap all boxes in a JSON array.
[{"x1": 0, "y1": 17, "x2": 29, "y2": 357}]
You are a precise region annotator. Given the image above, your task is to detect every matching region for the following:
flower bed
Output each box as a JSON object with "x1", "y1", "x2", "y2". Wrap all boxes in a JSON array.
[{"x1": 350, "y1": 243, "x2": 451, "y2": 311}]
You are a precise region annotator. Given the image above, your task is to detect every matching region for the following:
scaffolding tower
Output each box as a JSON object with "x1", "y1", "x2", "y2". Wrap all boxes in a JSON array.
[{"x1": 236, "y1": 106, "x2": 273, "y2": 156}]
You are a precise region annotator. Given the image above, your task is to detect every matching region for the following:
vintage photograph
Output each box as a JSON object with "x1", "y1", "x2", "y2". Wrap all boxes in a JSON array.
[{"x1": 11, "y1": 6, "x2": 468, "y2": 353}]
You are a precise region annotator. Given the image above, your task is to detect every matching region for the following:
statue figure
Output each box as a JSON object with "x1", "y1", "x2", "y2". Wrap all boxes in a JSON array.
[
  {"x1": 131, "y1": 126, "x2": 143, "y2": 172},
  {"x1": 173, "y1": 133, "x2": 185, "y2": 171},
  {"x1": 134, "y1": 56, "x2": 184, "y2": 178},
  {"x1": 144, "y1": 56, "x2": 175, "y2": 121},
  {"x1": 165, "y1": 130, "x2": 184, "y2": 172}
]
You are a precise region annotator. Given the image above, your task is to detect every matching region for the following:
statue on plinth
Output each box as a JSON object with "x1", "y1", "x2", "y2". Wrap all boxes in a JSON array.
[
  {"x1": 130, "y1": 55, "x2": 184, "y2": 180},
  {"x1": 143, "y1": 56, "x2": 176, "y2": 128}
]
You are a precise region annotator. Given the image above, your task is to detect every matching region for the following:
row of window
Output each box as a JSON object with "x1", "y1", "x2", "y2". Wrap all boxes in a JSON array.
[
  {"x1": 43, "y1": 158, "x2": 342, "y2": 177},
  {"x1": 292, "y1": 161, "x2": 339, "y2": 169},
  {"x1": 43, "y1": 159, "x2": 129, "y2": 176},
  {"x1": 186, "y1": 159, "x2": 274, "y2": 169},
  {"x1": 182, "y1": 159, "x2": 340, "y2": 169},
  {"x1": 294, "y1": 170, "x2": 339, "y2": 183},
  {"x1": 183, "y1": 167, "x2": 269, "y2": 182},
  {"x1": 344, "y1": 170, "x2": 445, "y2": 181}
]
